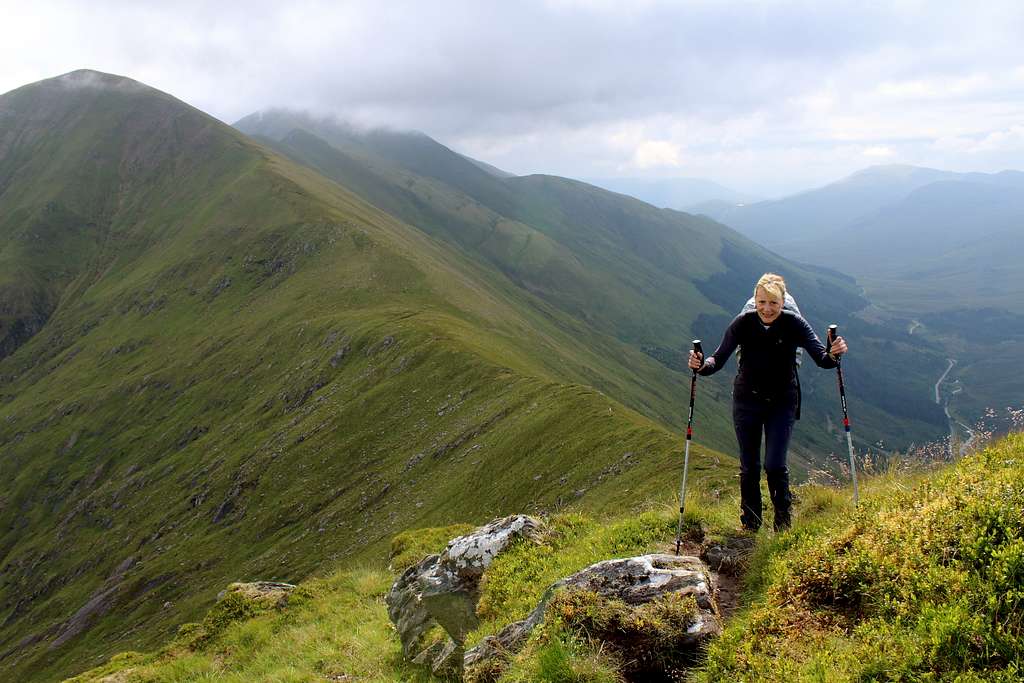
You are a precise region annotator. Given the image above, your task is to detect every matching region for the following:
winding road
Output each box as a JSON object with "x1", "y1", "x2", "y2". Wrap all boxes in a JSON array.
[
  {"x1": 933, "y1": 358, "x2": 976, "y2": 455},
  {"x1": 935, "y1": 358, "x2": 955, "y2": 404}
]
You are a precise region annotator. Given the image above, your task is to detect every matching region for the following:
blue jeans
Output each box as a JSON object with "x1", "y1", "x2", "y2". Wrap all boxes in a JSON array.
[{"x1": 733, "y1": 396, "x2": 796, "y2": 530}]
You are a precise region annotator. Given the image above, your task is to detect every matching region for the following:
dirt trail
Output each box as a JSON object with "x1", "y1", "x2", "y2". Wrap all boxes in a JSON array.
[{"x1": 666, "y1": 535, "x2": 753, "y2": 622}]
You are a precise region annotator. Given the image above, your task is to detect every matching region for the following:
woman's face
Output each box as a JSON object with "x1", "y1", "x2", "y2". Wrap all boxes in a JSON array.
[{"x1": 755, "y1": 287, "x2": 782, "y2": 324}]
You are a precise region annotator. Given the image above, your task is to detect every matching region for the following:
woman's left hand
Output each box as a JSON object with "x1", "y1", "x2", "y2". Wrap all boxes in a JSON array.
[{"x1": 830, "y1": 335, "x2": 848, "y2": 357}]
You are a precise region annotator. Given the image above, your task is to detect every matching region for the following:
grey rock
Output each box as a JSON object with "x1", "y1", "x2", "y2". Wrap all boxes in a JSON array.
[
  {"x1": 49, "y1": 556, "x2": 137, "y2": 650},
  {"x1": 464, "y1": 553, "x2": 720, "y2": 677},
  {"x1": 389, "y1": 554, "x2": 443, "y2": 657},
  {"x1": 365, "y1": 335, "x2": 396, "y2": 357},
  {"x1": 463, "y1": 619, "x2": 532, "y2": 673},
  {"x1": 432, "y1": 639, "x2": 465, "y2": 679},
  {"x1": 329, "y1": 342, "x2": 351, "y2": 368},
  {"x1": 410, "y1": 636, "x2": 448, "y2": 667},
  {"x1": 386, "y1": 515, "x2": 545, "y2": 671}
]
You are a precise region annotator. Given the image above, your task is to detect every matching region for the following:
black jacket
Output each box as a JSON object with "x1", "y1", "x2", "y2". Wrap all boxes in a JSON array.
[{"x1": 698, "y1": 311, "x2": 836, "y2": 404}]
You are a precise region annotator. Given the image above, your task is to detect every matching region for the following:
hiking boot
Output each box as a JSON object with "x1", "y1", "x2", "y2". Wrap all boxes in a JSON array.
[
  {"x1": 766, "y1": 469, "x2": 792, "y2": 532},
  {"x1": 739, "y1": 470, "x2": 763, "y2": 533}
]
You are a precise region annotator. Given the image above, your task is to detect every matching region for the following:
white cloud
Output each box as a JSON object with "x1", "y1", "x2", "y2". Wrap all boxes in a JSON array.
[
  {"x1": 630, "y1": 141, "x2": 683, "y2": 169},
  {"x1": 863, "y1": 146, "x2": 895, "y2": 158},
  {"x1": 2, "y1": 0, "x2": 1023, "y2": 195},
  {"x1": 973, "y1": 125, "x2": 1024, "y2": 153}
]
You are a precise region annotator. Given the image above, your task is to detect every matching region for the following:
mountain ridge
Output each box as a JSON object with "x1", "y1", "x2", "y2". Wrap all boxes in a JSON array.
[{"x1": 236, "y1": 109, "x2": 949, "y2": 457}]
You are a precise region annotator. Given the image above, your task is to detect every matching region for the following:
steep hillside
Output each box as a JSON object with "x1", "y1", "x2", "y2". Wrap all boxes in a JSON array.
[
  {"x1": 700, "y1": 432, "x2": 1024, "y2": 681},
  {"x1": 0, "y1": 71, "x2": 248, "y2": 362},
  {"x1": 0, "y1": 72, "x2": 732, "y2": 682},
  {"x1": 236, "y1": 111, "x2": 949, "y2": 462}
]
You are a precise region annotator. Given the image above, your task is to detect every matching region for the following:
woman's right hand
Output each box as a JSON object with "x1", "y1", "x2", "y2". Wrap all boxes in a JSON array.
[{"x1": 688, "y1": 350, "x2": 703, "y2": 371}]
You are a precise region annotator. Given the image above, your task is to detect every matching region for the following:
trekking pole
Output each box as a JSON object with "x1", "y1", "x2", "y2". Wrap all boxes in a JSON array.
[
  {"x1": 675, "y1": 340, "x2": 702, "y2": 555},
  {"x1": 827, "y1": 324, "x2": 859, "y2": 506}
]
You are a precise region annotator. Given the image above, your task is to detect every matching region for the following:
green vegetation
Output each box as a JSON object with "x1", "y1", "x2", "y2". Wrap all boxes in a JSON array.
[
  {"x1": 65, "y1": 432, "x2": 1024, "y2": 682},
  {"x1": 700, "y1": 432, "x2": 1024, "y2": 682},
  {"x1": 64, "y1": 485, "x2": 735, "y2": 683},
  {"x1": 389, "y1": 523, "x2": 475, "y2": 572},
  {"x1": 471, "y1": 511, "x2": 681, "y2": 636},
  {"x1": 65, "y1": 569, "x2": 425, "y2": 683},
  {"x1": 72, "y1": 432, "x2": 1024, "y2": 683},
  {"x1": 532, "y1": 588, "x2": 699, "y2": 677}
]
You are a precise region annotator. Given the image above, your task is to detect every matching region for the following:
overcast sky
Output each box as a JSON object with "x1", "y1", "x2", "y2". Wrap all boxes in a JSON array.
[{"x1": 2, "y1": 1, "x2": 1022, "y2": 197}]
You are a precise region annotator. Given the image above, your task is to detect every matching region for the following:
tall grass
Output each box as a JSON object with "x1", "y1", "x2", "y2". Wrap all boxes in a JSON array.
[{"x1": 699, "y1": 432, "x2": 1024, "y2": 682}]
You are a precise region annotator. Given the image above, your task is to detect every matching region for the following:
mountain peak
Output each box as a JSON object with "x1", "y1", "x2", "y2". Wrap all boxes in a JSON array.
[
  {"x1": 843, "y1": 163, "x2": 948, "y2": 183},
  {"x1": 47, "y1": 69, "x2": 149, "y2": 93},
  {"x1": 1, "y1": 69, "x2": 173, "y2": 114}
]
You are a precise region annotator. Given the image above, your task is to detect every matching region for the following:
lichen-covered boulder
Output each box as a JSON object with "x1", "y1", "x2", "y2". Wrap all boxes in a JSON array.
[
  {"x1": 465, "y1": 554, "x2": 720, "y2": 680},
  {"x1": 216, "y1": 581, "x2": 296, "y2": 609},
  {"x1": 386, "y1": 515, "x2": 545, "y2": 676}
]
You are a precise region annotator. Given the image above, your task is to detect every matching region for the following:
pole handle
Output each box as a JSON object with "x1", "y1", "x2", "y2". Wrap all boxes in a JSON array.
[
  {"x1": 691, "y1": 339, "x2": 703, "y2": 375},
  {"x1": 826, "y1": 324, "x2": 838, "y2": 357}
]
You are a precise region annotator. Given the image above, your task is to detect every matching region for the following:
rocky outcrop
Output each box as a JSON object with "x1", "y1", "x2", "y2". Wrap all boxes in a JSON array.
[
  {"x1": 465, "y1": 553, "x2": 720, "y2": 680},
  {"x1": 388, "y1": 514, "x2": 723, "y2": 680},
  {"x1": 49, "y1": 556, "x2": 137, "y2": 650},
  {"x1": 386, "y1": 515, "x2": 545, "y2": 676}
]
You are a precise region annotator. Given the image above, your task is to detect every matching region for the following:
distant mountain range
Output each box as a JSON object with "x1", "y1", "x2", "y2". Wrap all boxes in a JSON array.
[
  {"x1": 582, "y1": 176, "x2": 760, "y2": 211},
  {"x1": 694, "y1": 164, "x2": 1024, "y2": 312},
  {"x1": 0, "y1": 72, "x2": 946, "y2": 681}
]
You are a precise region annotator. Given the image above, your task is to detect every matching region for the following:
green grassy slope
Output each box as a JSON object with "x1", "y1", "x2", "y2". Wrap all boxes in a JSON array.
[
  {"x1": 0, "y1": 70, "x2": 249, "y2": 361},
  {"x1": 62, "y1": 478, "x2": 739, "y2": 683},
  {"x1": 700, "y1": 432, "x2": 1024, "y2": 682},
  {"x1": 0, "y1": 72, "x2": 736, "y2": 682},
  {"x1": 67, "y1": 433, "x2": 1024, "y2": 683}
]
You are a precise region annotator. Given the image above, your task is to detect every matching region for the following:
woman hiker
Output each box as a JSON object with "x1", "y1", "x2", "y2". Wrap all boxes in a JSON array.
[{"x1": 688, "y1": 273, "x2": 848, "y2": 531}]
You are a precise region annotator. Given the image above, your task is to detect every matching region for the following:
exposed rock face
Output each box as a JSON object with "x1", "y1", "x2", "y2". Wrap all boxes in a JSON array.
[
  {"x1": 386, "y1": 515, "x2": 545, "y2": 675},
  {"x1": 49, "y1": 556, "x2": 137, "y2": 650},
  {"x1": 465, "y1": 553, "x2": 720, "y2": 679}
]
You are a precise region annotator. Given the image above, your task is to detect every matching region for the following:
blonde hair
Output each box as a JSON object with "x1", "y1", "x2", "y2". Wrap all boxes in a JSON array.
[{"x1": 754, "y1": 272, "x2": 786, "y2": 302}]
